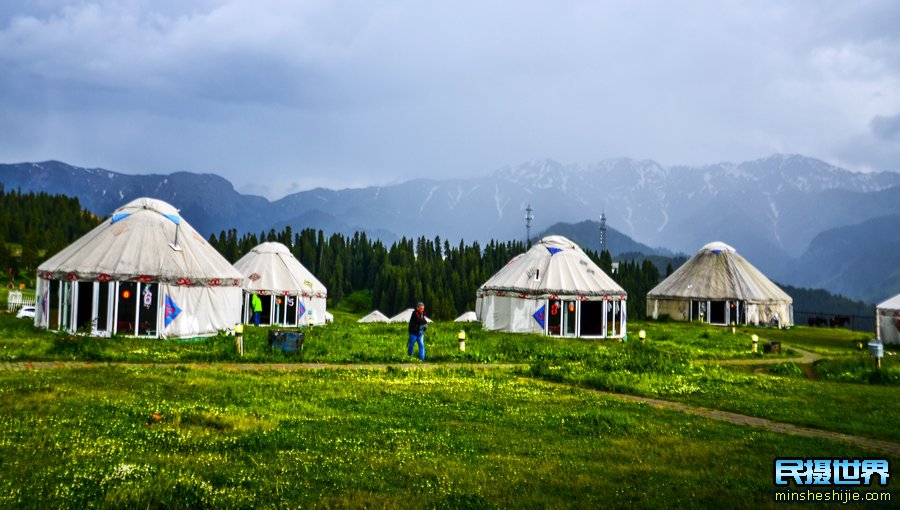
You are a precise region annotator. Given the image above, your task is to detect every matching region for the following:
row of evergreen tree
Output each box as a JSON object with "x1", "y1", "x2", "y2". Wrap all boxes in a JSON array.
[
  {"x1": 0, "y1": 186, "x2": 100, "y2": 280},
  {"x1": 0, "y1": 188, "x2": 878, "y2": 323},
  {"x1": 208, "y1": 227, "x2": 665, "y2": 320}
]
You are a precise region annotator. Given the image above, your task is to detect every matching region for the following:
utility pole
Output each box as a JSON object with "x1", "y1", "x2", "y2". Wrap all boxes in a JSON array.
[
  {"x1": 599, "y1": 212, "x2": 607, "y2": 253},
  {"x1": 525, "y1": 204, "x2": 534, "y2": 246}
]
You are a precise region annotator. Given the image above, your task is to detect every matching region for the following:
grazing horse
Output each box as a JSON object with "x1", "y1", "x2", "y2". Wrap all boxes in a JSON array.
[
  {"x1": 807, "y1": 316, "x2": 827, "y2": 327},
  {"x1": 830, "y1": 316, "x2": 850, "y2": 328}
]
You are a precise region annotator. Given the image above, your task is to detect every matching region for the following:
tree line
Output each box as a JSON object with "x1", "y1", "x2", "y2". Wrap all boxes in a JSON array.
[
  {"x1": 0, "y1": 186, "x2": 100, "y2": 282},
  {"x1": 208, "y1": 227, "x2": 664, "y2": 320},
  {"x1": 0, "y1": 187, "x2": 878, "y2": 323}
]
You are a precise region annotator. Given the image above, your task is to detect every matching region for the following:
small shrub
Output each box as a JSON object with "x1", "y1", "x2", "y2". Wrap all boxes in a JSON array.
[{"x1": 768, "y1": 362, "x2": 804, "y2": 378}]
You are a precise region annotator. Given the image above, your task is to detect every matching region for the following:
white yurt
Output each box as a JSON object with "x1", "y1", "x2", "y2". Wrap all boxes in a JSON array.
[
  {"x1": 35, "y1": 197, "x2": 243, "y2": 338},
  {"x1": 358, "y1": 310, "x2": 389, "y2": 323},
  {"x1": 233, "y1": 242, "x2": 328, "y2": 326},
  {"x1": 454, "y1": 311, "x2": 478, "y2": 322},
  {"x1": 876, "y1": 293, "x2": 900, "y2": 344},
  {"x1": 647, "y1": 241, "x2": 793, "y2": 326},
  {"x1": 389, "y1": 308, "x2": 434, "y2": 324},
  {"x1": 475, "y1": 235, "x2": 627, "y2": 338}
]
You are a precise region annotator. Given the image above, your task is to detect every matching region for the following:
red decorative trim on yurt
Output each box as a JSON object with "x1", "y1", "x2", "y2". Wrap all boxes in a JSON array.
[
  {"x1": 137, "y1": 275, "x2": 153, "y2": 283},
  {"x1": 66, "y1": 272, "x2": 78, "y2": 281},
  {"x1": 209, "y1": 278, "x2": 220, "y2": 286},
  {"x1": 42, "y1": 272, "x2": 53, "y2": 280},
  {"x1": 232, "y1": 279, "x2": 241, "y2": 286},
  {"x1": 176, "y1": 277, "x2": 192, "y2": 286},
  {"x1": 98, "y1": 273, "x2": 111, "y2": 282}
]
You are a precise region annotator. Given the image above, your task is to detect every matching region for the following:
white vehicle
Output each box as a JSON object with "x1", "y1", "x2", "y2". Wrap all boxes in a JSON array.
[{"x1": 16, "y1": 306, "x2": 35, "y2": 319}]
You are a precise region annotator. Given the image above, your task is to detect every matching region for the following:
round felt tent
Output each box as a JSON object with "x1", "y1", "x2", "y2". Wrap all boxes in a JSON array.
[
  {"x1": 876, "y1": 293, "x2": 900, "y2": 345},
  {"x1": 233, "y1": 242, "x2": 328, "y2": 326},
  {"x1": 34, "y1": 197, "x2": 243, "y2": 338},
  {"x1": 475, "y1": 235, "x2": 627, "y2": 338},
  {"x1": 358, "y1": 310, "x2": 389, "y2": 323},
  {"x1": 646, "y1": 241, "x2": 793, "y2": 326}
]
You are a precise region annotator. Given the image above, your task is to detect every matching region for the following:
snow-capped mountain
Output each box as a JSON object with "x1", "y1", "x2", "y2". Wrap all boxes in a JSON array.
[{"x1": 2, "y1": 154, "x2": 899, "y2": 301}]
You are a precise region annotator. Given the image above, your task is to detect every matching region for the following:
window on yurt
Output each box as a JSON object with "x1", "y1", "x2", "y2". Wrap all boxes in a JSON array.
[
  {"x1": 548, "y1": 299, "x2": 562, "y2": 335},
  {"x1": 285, "y1": 295, "x2": 298, "y2": 326},
  {"x1": 96, "y1": 282, "x2": 111, "y2": 333},
  {"x1": 563, "y1": 301, "x2": 577, "y2": 337},
  {"x1": 138, "y1": 284, "x2": 158, "y2": 336},
  {"x1": 606, "y1": 300, "x2": 624, "y2": 337},
  {"x1": 117, "y1": 282, "x2": 138, "y2": 334}
]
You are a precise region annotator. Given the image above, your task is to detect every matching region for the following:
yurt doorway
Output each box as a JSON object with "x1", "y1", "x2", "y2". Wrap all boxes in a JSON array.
[
  {"x1": 709, "y1": 301, "x2": 727, "y2": 325},
  {"x1": 580, "y1": 301, "x2": 605, "y2": 337},
  {"x1": 259, "y1": 295, "x2": 273, "y2": 325}
]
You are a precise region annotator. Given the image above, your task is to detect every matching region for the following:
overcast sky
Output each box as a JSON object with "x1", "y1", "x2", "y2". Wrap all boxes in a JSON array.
[{"x1": 1, "y1": 1, "x2": 898, "y2": 198}]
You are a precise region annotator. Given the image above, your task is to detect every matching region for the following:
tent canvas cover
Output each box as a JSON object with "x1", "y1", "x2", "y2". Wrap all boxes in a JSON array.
[
  {"x1": 454, "y1": 311, "x2": 478, "y2": 322},
  {"x1": 35, "y1": 197, "x2": 243, "y2": 338},
  {"x1": 233, "y1": 242, "x2": 327, "y2": 326},
  {"x1": 647, "y1": 241, "x2": 793, "y2": 326},
  {"x1": 390, "y1": 308, "x2": 433, "y2": 323},
  {"x1": 475, "y1": 235, "x2": 627, "y2": 337},
  {"x1": 877, "y1": 293, "x2": 900, "y2": 344},
  {"x1": 358, "y1": 310, "x2": 389, "y2": 323}
]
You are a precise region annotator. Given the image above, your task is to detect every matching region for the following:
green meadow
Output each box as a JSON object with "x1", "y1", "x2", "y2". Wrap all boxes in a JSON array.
[{"x1": 0, "y1": 313, "x2": 897, "y2": 508}]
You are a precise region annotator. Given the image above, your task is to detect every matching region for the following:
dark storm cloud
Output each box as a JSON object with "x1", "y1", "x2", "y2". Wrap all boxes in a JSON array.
[
  {"x1": 871, "y1": 113, "x2": 900, "y2": 140},
  {"x1": 0, "y1": 0, "x2": 898, "y2": 197}
]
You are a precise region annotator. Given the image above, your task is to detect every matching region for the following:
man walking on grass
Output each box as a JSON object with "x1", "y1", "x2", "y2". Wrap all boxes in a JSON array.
[{"x1": 407, "y1": 302, "x2": 428, "y2": 361}]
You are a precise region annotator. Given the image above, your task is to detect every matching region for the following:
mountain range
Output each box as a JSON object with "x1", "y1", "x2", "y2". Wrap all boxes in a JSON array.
[{"x1": 1, "y1": 155, "x2": 898, "y2": 303}]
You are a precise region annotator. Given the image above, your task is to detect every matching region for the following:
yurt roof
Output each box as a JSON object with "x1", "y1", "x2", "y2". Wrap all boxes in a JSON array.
[
  {"x1": 37, "y1": 197, "x2": 242, "y2": 286},
  {"x1": 878, "y1": 293, "x2": 900, "y2": 311},
  {"x1": 478, "y1": 235, "x2": 625, "y2": 298},
  {"x1": 234, "y1": 242, "x2": 327, "y2": 297},
  {"x1": 648, "y1": 241, "x2": 792, "y2": 303},
  {"x1": 453, "y1": 311, "x2": 478, "y2": 322},
  {"x1": 358, "y1": 310, "x2": 390, "y2": 323},
  {"x1": 390, "y1": 308, "x2": 433, "y2": 323}
]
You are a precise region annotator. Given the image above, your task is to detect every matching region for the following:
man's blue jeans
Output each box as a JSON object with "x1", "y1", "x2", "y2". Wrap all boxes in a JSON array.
[
  {"x1": 408, "y1": 332, "x2": 425, "y2": 360},
  {"x1": 254, "y1": 311, "x2": 261, "y2": 326}
]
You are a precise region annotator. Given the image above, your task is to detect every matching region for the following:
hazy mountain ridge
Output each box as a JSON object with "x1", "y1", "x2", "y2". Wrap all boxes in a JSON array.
[{"x1": 1, "y1": 154, "x2": 898, "y2": 301}]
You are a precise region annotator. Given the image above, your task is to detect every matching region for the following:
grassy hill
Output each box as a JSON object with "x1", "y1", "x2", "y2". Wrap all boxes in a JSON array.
[{"x1": 0, "y1": 312, "x2": 898, "y2": 507}]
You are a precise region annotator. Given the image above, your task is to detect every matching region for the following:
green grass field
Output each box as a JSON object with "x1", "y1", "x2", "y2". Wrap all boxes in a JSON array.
[{"x1": 0, "y1": 312, "x2": 897, "y2": 508}]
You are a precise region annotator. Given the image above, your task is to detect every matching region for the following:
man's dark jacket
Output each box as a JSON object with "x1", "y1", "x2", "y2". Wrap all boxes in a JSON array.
[{"x1": 408, "y1": 309, "x2": 427, "y2": 334}]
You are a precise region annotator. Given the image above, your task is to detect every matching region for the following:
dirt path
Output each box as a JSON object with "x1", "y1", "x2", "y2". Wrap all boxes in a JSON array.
[
  {"x1": 536, "y1": 379, "x2": 900, "y2": 457},
  {"x1": 701, "y1": 345, "x2": 823, "y2": 365}
]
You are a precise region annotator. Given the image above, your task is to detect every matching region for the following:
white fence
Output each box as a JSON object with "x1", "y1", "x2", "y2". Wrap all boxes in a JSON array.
[{"x1": 5, "y1": 291, "x2": 36, "y2": 312}]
